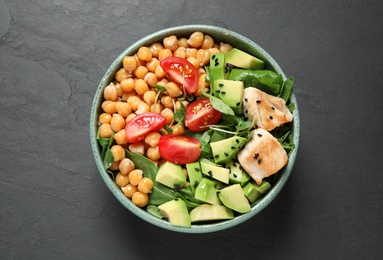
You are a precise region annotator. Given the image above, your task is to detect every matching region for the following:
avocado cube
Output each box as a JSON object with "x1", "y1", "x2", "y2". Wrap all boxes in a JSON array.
[
  {"x1": 186, "y1": 161, "x2": 203, "y2": 193},
  {"x1": 200, "y1": 159, "x2": 230, "y2": 184},
  {"x1": 194, "y1": 178, "x2": 224, "y2": 205},
  {"x1": 158, "y1": 199, "x2": 191, "y2": 227},
  {"x1": 155, "y1": 161, "x2": 186, "y2": 189},
  {"x1": 217, "y1": 184, "x2": 251, "y2": 213},
  {"x1": 190, "y1": 204, "x2": 234, "y2": 223},
  {"x1": 210, "y1": 136, "x2": 247, "y2": 164},
  {"x1": 213, "y1": 79, "x2": 244, "y2": 115},
  {"x1": 225, "y1": 48, "x2": 264, "y2": 70}
]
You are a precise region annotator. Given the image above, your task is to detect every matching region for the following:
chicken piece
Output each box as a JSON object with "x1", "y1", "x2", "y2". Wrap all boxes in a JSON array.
[
  {"x1": 243, "y1": 87, "x2": 293, "y2": 131},
  {"x1": 237, "y1": 128, "x2": 288, "y2": 184}
]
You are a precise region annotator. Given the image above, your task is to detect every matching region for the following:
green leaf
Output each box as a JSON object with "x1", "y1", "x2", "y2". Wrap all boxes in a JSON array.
[
  {"x1": 103, "y1": 148, "x2": 114, "y2": 170},
  {"x1": 146, "y1": 205, "x2": 164, "y2": 219},
  {"x1": 174, "y1": 102, "x2": 186, "y2": 124},
  {"x1": 202, "y1": 92, "x2": 235, "y2": 116},
  {"x1": 279, "y1": 77, "x2": 294, "y2": 102},
  {"x1": 155, "y1": 84, "x2": 167, "y2": 92},
  {"x1": 163, "y1": 124, "x2": 173, "y2": 134}
]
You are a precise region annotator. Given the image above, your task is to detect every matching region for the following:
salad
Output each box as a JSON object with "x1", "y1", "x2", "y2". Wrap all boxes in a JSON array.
[{"x1": 97, "y1": 31, "x2": 295, "y2": 227}]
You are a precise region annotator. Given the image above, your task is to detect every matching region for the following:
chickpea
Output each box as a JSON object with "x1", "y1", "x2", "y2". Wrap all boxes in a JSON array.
[
  {"x1": 99, "y1": 113, "x2": 112, "y2": 124},
  {"x1": 114, "y1": 129, "x2": 128, "y2": 145},
  {"x1": 178, "y1": 37, "x2": 189, "y2": 48},
  {"x1": 116, "y1": 101, "x2": 132, "y2": 117},
  {"x1": 160, "y1": 95, "x2": 175, "y2": 109},
  {"x1": 123, "y1": 55, "x2": 137, "y2": 72},
  {"x1": 165, "y1": 81, "x2": 182, "y2": 97},
  {"x1": 132, "y1": 191, "x2": 149, "y2": 207},
  {"x1": 171, "y1": 124, "x2": 185, "y2": 135},
  {"x1": 115, "y1": 172, "x2": 130, "y2": 187},
  {"x1": 138, "y1": 178, "x2": 154, "y2": 194},
  {"x1": 158, "y1": 48, "x2": 172, "y2": 61},
  {"x1": 150, "y1": 102, "x2": 163, "y2": 114},
  {"x1": 175, "y1": 100, "x2": 189, "y2": 111},
  {"x1": 209, "y1": 47, "x2": 221, "y2": 55},
  {"x1": 134, "y1": 79, "x2": 149, "y2": 95},
  {"x1": 135, "y1": 101, "x2": 150, "y2": 115},
  {"x1": 127, "y1": 96, "x2": 141, "y2": 111},
  {"x1": 125, "y1": 113, "x2": 137, "y2": 123},
  {"x1": 161, "y1": 108, "x2": 174, "y2": 125},
  {"x1": 196, "y1": 49, "x2": 211, "y2": 67},
  {"x1": 129, "y1": 169, "x2": 143, "y2": 186},
  {"x1": 103, "y1": 83, "x2": 119, "y2": 101},
  {"x1": 146, "y1": 58, "x2": 160, "y2": 72},
  {"x1": 128, "y1": 142, "x2": 145, "y2": 155},
  {"x1": 187, "y1": 31, "x2": 204, "y2": 48},
  {"x1": 110, "y1": 145, "x2": 125, "y2": 161},
  {"x1": 134, "y1": 53, "x2": 146, "y2": 66},
  {"x1": 149, "y1": 42, "x2": 164, "y2": 58},
  {"x1": 154, "y1": 64, "x2": 166, "y2": 79},
  {"x1": 115, "y1": 68, "x2": 131, "y2": 82},
  {"x1": 143, "y1": 90, "x2": 157, "y2": 106},
  {"x1": 173, "y1": 47, "x2": 186, "y2": 59},
  {"x1": 115, "y1": 82, "x2": 124, "y2": 97},
  {"x1": 111, "y1": 113, "x2": 125, "y2": 132},
  {"x1": 101, "y1": 100, "x2": 117, "y2": 114},
  {"x1": 147, "y1": 146, "x2": 161, "y2": 161},
  {"x1": 163, "y1": 35, "x2": 178, "y2": 51},
  {"x1": 99, "y1": 123, "x2": 112, "y2": 138},
  {"x1": 185, "y1": 48, "x2": 197, "y2": 58},
  {"x1": 144, "y1": 132, "x2": 161, "y2": 147},
  {"x1": 137, "y1": 46, "x2": 152, "y2": 61},
  {"x1": 121, "y1": 91, "x2": 136, "y2": 102},
  {"x1": 134, "y1": 66, "x2": 149, "y2": 79},
  {"x1": 220, "y1": 42, "x2": 233, "y2": 54},
  {"x1": 119, "y1": 158, "x2": 135, "y2": 175},
  {"x1": 144, "y1": 72, "x2": 158, "y2": 88},
  {"x1": 110, "y1": 160, "x2": 121, "y2": 171},
  {"x1": 187, "y1": 56, "x2": 200, "y2": 69},
  {"x1": 121, "y1": 184, "x2": 138, "y2": 199},
  {"x1": 120, "y1": 78, "x2": 136, "y2": 93},
  {"x1": 201, "y1": 35, "x2": 214, "y2": 49}
]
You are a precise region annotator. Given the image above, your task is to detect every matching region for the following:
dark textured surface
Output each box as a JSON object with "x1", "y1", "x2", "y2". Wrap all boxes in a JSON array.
[{"x1": 1, "y1": 0, "x2": 382, "y2": 259}]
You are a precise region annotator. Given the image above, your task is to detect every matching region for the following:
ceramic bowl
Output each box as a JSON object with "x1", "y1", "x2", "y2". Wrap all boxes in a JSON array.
[{"x1": 90, "y1": 24, "x2": 300, "y2": 233}]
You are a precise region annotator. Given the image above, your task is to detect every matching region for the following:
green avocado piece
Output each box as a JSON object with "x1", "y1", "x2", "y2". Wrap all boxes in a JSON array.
[
  {"x1": 200, "y1": 159, "x2": 230, "y2": 184},
  {"x1": 242, "y1": 182, "x2": 262, "y2": 203},
  {"x1": 218, "y1": 184, "x2": 251, "y2": 213},
  {"x1": 210, "y1": 136, "x2": 247, "y2": 164},
  {"x1": 242, "y1": 180, "x2": 271, "y2": 203},
  {"x1": 225, "y1": 160, "x2": 250, "y2": 185},
  {"x1": 158, "y1": 199, "x2": 191, "y2": 227},
  {"x1": 155, "y1": 161, "x2": 186, "y2": 189},
  {"x1": 190, "y1": 204, "x2": 234, "y2": 223},
  {"x1": 225, "y1": 48, "x2": 265, "y2": 70},
  {"x1": 213, "y1": 79, "x2": 244, "y2": 115},
  {"x1": 209, "y1": 52, "x2": 225, "y2": 86},
  {"x1": 194, "y1": 177, "x2": 224, "y2": 205},
  {"x1": 186, "y1": 161, "x2": 203, "y2": 193}
]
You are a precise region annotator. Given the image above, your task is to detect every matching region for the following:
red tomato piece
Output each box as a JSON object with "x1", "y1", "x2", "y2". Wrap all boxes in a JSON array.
[
  {"x1": 158, "y1": 134, "x2": 201, "y2": 165},
  {"x1": 125, "y1": 112, "x2": 166, "y2": 143},
  {"x1": 185, "y1": 98, "x2": 222, "y2": 132},
  {"x1": 160, "y1": 56, "x2": 199, "y2": 95}
]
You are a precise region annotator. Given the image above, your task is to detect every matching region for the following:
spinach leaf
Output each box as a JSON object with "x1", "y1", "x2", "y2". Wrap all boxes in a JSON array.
[
  {"x1": 201, "y1": 92, "x2": 235, "y2": 116},
  {"x1": 279, "y1": 76, "x2": 294, "y2": 102},
  {"x1": 231, "y1": 70, "x2": 283, "y2": 95},
  {"x1": 174, "y1": 102, "x2": 186, "y2": 124},
  {"x1": 146, "y1": 205, "x2": 164, "y2": 219},
  {"x1": 103, "y1": 148, "x2": 114, "y2": 170}
]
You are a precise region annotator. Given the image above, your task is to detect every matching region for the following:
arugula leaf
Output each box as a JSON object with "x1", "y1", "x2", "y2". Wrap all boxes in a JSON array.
[{"x1": 174, "y1": 102, "x2": 186, "y2": 124}]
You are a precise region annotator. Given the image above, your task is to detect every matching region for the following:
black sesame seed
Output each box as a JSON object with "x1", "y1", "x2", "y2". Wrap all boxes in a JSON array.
[
  {"x1": 235, "y1": 139, "x2": 240, "y2": 143},
  {"x1": 256, "y1": 100, "x2": 261, "y2": 103},
  {"x1": 257, "y1": 133, "x2": 262, "y2": 137},
  {"x1": 208, "y1": 170, "x2": 213, "y2": 176},
  {"x1": 219, "y1": 83, "x2": 224, "y2": 87},
  {"x1": 212, "y1": 54, "x2": 216, "y2": 59},
  {"x1": 244, "y1": 98, "x2": 248, "y2": 102},
  {"x1": 233, "y1": 162, "x2": 237, "y2": 167},
  {"x1": 258, "y1": 159, "x2": 262, "y2": 164},
  {"x1": 236, "y1": 102, "x2": 240, "y2": 106},
  {"x1": 224, "y1": 152, "x2": 229, "y2": 157},
  {"x1": 221, "y1": 91, "x2": 226, "y2": 94},
  {"x1": 231, "y1": 146, "x2": 236, "y2": 149},
  {"x1": 215, "y1": 89, "x2": 220, "y2": 93},
  {"x1": 269, "y1": 116, "x2": 273, "y2": 120},
  {"x1": 233, "y1": 174, "x2": 237, "y2": 178},
  {"x1": 239, "y1": 165, "x2": 243, "y2": 170},
  {"x1": 271, "y1": 106, "x2": 275, "y2": 110},
  {"x1": 214, "y1": 184, "x2": 218, "y2": 188},
  {"x1": 253, "y1": 153, "x2": 259, "y2": 159},
  {"x1": 214, "y1": 154, "x2": 219, "y2": 158},
  {"x1": 195, "y1": 167, "x2": 200, "y2": 172},
  {"x1": 194, "y1": 181, "x2": 199, "y2": 188}
]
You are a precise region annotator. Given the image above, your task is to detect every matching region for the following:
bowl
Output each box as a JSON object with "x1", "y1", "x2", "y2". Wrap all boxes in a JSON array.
[{"x1": 90, "y1": 24, "x2": 300, "y2": 233}]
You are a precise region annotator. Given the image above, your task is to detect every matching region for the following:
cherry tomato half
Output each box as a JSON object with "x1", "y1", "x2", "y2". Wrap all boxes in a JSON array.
[
  {"x1": 125, "y1": 112, "x2": 166, "y2": 143},
  {"x1": 185, "y1": 98, "x2": 222, "y2": 132},
  {"x1": 160, "y1": 56, "x2": 199, "y2": 95},
  {"x1": 158, "y1": 134, "x2": 201, "y2": 165}
]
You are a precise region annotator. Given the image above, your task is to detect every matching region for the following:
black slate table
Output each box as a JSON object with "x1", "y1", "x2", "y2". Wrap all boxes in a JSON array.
[{"x1": 1, "y1": 1, "x2": 382, "y2": 259}]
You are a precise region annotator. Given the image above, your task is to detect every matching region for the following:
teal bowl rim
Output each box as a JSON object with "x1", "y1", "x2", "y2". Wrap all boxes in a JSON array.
[{"x1": 90, "y1": 24, "x2": 300, "y2": 233}]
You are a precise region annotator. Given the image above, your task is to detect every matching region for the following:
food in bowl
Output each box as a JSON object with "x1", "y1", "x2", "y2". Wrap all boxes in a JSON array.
[{"x1": 93, "y1": 26, "x2": 297, "y2": 230}]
